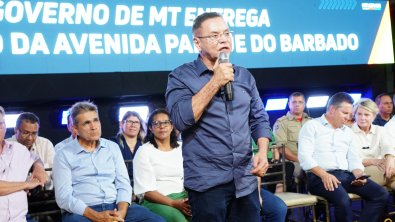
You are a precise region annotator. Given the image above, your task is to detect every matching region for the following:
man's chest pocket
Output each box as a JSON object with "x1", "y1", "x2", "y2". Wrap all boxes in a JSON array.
[{"x1": 288, "y1": 125, "x2": 301, "y2": 142}]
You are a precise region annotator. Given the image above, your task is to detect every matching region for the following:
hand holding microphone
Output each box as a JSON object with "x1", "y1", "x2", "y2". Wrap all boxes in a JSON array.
[{"x1": 213, "y1": 52, "x2": 234, "y2": 101}]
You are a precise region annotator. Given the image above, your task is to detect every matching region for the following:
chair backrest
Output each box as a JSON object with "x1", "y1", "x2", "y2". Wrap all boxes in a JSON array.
[{"x1": 261, "y1": 144, "x2": 288, "y2": 191}]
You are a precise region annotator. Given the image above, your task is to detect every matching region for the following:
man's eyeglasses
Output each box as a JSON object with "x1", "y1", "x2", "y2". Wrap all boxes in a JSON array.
[
  {"x1": 124, "y1": 120, "x2": 140, "y2": 126},
  {"x1": 19, "y1": 129, "x2": 38, "y2": 138},
  {"x1": 195, "y1": 31, "x2": 233, "y2": 42},
  {"x1": 152, "y1": 120, "x2": 172, "y2": 128}
]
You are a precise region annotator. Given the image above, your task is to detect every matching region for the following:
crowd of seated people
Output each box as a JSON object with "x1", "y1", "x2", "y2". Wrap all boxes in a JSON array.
[{"x1": 1, "y1": 90, "x2": 395, "y2": 222}]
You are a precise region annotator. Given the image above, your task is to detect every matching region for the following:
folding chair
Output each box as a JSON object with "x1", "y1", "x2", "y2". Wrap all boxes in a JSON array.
[{"x1": 261, "y1": 144, "x2": 318, "y2": 222}]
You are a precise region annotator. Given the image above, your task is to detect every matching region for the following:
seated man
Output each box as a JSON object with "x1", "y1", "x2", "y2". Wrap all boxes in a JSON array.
[
  {"x1": 372, "y1": 93, "x2": 393, "y2": 126},
  {"x1": 53, "y1": 101, "x2": 164, "y2": 222},
  {"x1": 7, "y1": 112, "x2": 54, "y2": 170},
  {"x1": 0, "y1": 106, "x2": 48, "y2": 221},
  {"x1": 298, "y1": 92, "x2": 388, "y2": 222},
  {"x1": 273, "y1": 92, "x2": 312, "y2": 191}
]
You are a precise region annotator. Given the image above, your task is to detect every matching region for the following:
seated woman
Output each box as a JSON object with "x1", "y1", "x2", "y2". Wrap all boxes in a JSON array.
[
  {"x1": 111, "y1": 111, "x2": 145, "y2": 189},
  {"x1": 133, "y1": 108, "x2": 191, "y2": 222},
  {"x1": 352, "y1": 98, "x2": 395, "y2": 189}
]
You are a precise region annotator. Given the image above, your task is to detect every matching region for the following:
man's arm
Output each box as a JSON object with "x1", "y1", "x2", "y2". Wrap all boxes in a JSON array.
[
  {"x1": 53, "y1": 151, "x2": 88, "y2": 216},
  {"x1": 309, "y1": 166, "x2": 341, "y2": 191},
  {"x1": 347, "y1": 132, "x2": 365, "y2": 175},
  {"x1": 298, "y1": 121, "x2": 340, "y2": 190},
  {"x1": 251, "y1": 137, "x2": 270, "y2": 176},
  {"x1": 191, "y1": 60, "x2": 233, "y2": 122},
  {"x1": 297, "y1": 121, "x2": 319, "y2": 171},
  {"x1": 0, "y1": 179, "x2": 41, "y2": 196},
  {"x1": 31, "y1": 160, "x2": 48, "y2": 185},
  {"x1": 273, "y1": 119, "x2": 299, "y2": 162},
  {"x1": 166, "y1": 59, "x2": 233, "y2": 131},
  {"x1": 283, "y1": 148, "x2": 299, "y2": 162}
]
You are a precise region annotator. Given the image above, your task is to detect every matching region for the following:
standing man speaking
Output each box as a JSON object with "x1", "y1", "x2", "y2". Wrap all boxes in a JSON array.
[{"x1": 166, "y1": 12, "x2": 271, "y2": 221}]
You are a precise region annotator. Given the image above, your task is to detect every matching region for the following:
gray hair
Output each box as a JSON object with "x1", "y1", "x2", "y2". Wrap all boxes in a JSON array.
[{"x1": 70, "y1": 101, "x2": 98, "y2": 125}]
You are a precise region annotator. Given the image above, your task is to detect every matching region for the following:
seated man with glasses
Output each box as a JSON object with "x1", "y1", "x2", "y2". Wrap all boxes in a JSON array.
[{"x1": 7, "y1": 112, "x2": 55, "y2": 188}]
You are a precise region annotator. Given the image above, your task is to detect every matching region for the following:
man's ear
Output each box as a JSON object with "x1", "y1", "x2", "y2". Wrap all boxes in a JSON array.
[
  {"x1": 328, "y1": 105, "x2": 336, "y2": 114},
  {"x1": 193, "y1": 38, "x2": 201, "y2": 52},
  {"x1": 72, "y1": 124, "x2": 78, "y2": 136}
]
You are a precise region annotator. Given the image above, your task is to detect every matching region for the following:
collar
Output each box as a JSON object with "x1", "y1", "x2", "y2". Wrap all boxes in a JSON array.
[
  {"x1": 286, "y1": 111, "x2": 309, "y2": 120},
  {"x1": 71, "y1": 138, "x2": 106, "y2": 154},
  {"x1": 351, "y1": 123, "x2": 377, "y2": 135},
  {"x1": 194, "y1": 56, "x2": 211, "y2": 76},
  {"x1": 319, "y1": 114, "x2": 346, "y2": 130},
  {"x1": 0, "y1": 140, "x2": 12, "y2": 155}
]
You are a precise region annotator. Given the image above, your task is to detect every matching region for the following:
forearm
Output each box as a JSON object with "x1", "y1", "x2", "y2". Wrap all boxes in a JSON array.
[
  {"x1": 191, "y1": 78, "x2": 220, "y2": 122},
  {"x1": 309, "y1": 166, "x2": 328, "y2": 178},
  {"x1": 362, "y1": 158, "x2": 375, "y2": 166},
  {"x1": 144, "y1": 191, "x2": 175, "y2": 207},
  {"x1": 83, "y1": 207, "x2": 99, "y2": 221},
  {"x1": 385, "y1": 154, "x2": 394, "y2": 161},
  {"x1": 33, "y1": 159, "x2": 44, "y2": 169},
  {"x1": 351, "y1": 169, "x2": 364, "y2": 178},
  {"x1": 32, "y1": 160, "x2": 48, "y2": 184},
  {"x1": 117, "y1": 202, "x2": 129, "y2": 219},
  {"x1": 0, "y1": 180, "x2": 28, "y2": 196},
  {"x1": 256, "y1": 137, "x2": 269, "y2": 155},
  {"x1": 284, "y1": 147, "x2": 299, "y2": 162}
]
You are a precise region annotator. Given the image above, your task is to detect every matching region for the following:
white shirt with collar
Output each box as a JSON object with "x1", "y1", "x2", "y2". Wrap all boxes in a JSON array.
[
  {"x1": 351, "y1": 123, "x2": 395, "y2": 159},
  {"x1": 6, "y1": 135, "x2": 54, "y2": 168},
  {"x1": 298, "y1": 114, "x2": 364, "y2": 172},
  {"x1": 385, "y1": 116, "x2": 395, "y2": 143}
]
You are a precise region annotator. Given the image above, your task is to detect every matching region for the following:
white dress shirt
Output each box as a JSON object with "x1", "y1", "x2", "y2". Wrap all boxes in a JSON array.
[
  {"x1": 298, "y1": 114, "x2": 364, "y2": 172},
  {"x1": 351, "y1": 123, "x2": 395, "y2": 159},
  {"x1": 385, "y1": 116, "x2": 395, "y2": 145}
]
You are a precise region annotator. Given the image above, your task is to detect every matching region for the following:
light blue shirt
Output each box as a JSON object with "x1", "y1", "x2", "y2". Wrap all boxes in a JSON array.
[
  {"x1": 53, "y1": 138, "x2": 132, "y2": 215},
  {"x1": 54, "y1": 135, "x2": 74, "y2": 152},
  {"x1": 298, "y1": 114, "x2": 364, "y2": 172}
]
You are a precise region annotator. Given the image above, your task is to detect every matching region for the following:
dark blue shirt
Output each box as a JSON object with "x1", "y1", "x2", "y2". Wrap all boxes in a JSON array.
[
  {"x1": 372, "y1": 114, "x2": 393, "y2": 126},
  {"x1": 165, "y1": 58, "x2": 271, "y2": 198},
  {"x1": 110, "y1": 136, "x2": 142, "y2": 188}
]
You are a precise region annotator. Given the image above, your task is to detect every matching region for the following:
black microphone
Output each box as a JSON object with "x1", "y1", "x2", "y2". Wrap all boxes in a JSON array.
[{"x1": 219, "y1": 52, "x2": 233, "y2": 101}]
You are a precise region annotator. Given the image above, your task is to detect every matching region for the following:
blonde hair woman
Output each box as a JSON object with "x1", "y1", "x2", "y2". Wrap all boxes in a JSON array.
[{"x1": 352, "y1": 98, "x2": 395, "y2": 189}]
